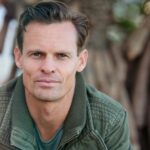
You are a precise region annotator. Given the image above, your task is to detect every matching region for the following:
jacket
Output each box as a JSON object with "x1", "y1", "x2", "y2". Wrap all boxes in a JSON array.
[{"x1": 0, "y1": 73, "x2": 132, "y2": 150}]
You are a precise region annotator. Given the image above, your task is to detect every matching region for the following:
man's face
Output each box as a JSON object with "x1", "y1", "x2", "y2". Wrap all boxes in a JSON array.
[{"x1": 14, "y1": 21, "x2": 88, "y2": 102}]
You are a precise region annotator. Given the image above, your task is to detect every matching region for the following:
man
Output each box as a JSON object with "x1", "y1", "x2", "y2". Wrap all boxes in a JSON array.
[{"x1": 0, "y1": 1, "x2": 132, "y2": 149}]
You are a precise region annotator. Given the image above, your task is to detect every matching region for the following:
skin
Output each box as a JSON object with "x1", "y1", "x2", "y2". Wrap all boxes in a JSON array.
[{"x1": 14, "y1": 21, "x2": 88, "y2": 140}]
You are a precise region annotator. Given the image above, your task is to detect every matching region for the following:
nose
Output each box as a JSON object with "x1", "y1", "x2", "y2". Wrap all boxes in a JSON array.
[{"x1": 40, "y1": 58, "x2": 56, "y2": 74}]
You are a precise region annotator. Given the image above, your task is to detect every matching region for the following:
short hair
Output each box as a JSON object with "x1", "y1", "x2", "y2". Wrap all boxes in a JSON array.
[{"x1": 17, "y1": 0, "x2": 90, "y2": 52}]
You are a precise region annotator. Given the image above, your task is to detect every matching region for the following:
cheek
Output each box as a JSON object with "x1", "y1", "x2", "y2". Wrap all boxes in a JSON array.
[
  {"x1": 62, "y1": 58, "x2": 79, "y2": 72},
  {"x1": 61, "y1": 62, "x2": 78, "y2": 84},
  {"x1": 22, "y1": 64, "x2": 37, "y2": 92},
  {"x1": 22, "y1": 59, "x2": 39, "y2": 75},
  {"x1": 22, "y1": 62, "x2": 39, "y2": 88},
  {"x1": 22, "y1": 65, "x2": 33, "y2": 78},
  {"x1": 61, "y1": 61, "x2": 77, "y2": 75},
  {"x1": 22, "y1": 66, "x2": 33, "y2": 84}
]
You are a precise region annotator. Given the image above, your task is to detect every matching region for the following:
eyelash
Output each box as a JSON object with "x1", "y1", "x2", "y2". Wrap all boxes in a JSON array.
[{"x1": 57, "y1": 53, "x2": 68, "y2": 58}]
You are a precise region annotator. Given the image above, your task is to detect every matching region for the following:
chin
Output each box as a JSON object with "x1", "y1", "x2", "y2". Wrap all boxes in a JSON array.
[{"x1": 33, "y1": 92, "x2": 59, "y2": 102}]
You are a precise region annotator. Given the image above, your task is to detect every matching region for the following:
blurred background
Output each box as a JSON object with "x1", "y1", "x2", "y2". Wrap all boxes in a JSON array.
[{"x1": 0, "y1": 0, "x2": 150, "y2": 149}]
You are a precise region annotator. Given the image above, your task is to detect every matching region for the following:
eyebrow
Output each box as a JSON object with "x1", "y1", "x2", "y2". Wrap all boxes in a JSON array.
[
  {"x1": 25, "y1": 49, "x2": 73, "y2": 55},
  {"x1": 24, "y1": 49, "x2": 44, "y2": 55},
  {"x1": 57, "y1": 51, "x2": 72, "y2": 55}
]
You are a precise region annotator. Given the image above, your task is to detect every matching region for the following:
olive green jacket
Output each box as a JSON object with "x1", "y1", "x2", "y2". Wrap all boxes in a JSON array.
[{"x1": 0, "y1": 73, "x2": 132, "y2": 150}]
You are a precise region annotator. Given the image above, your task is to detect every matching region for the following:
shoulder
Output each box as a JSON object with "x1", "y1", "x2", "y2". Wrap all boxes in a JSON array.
[
  {"x1": 86, "y1": 84, "x2": 124, "y2": 113},
  {"x1": 0, "y1": 77, "x2": 18, "y2": 93},
  {"x1": 86, "y1": 85, "x2": 127, "y2": 137},
  {"x1": 0, "y1": 77, "x2": 19, "y2": 124},
  {"x1": 0, "y1": 77, "x2": 18, "y2": 105}
]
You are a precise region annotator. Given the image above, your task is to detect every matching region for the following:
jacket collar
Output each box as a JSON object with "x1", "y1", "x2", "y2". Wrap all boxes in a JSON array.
[
  {"x1": 0, "y1": 72, "x2": 88, "y2": 148},
  {"x1": 59, "y1": 73, "x2": 88, "y2": 147},
  {"x1": 10, "y1": 75, "x2": 36, "y2": 149}
]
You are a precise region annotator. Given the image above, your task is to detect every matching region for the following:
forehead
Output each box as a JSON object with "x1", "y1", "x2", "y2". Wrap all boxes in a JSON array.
[
  {"x1": 23, "y1": 21, "x2": 78, "y2": 51},
  {"x1": 24, "y1": 21, "x2": 77, "y2": 42}
]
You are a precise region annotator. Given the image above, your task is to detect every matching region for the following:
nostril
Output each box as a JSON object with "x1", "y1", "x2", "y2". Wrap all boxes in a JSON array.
[
  {"x1": 41, "y1": 68, "x2": 55, "y2": 74},
  {"x1": 41, "y1": 64, "x2": 56, "y2": 74}
]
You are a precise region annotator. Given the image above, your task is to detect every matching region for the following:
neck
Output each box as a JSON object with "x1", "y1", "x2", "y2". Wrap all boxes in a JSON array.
[{"x1": 25, "y1": 87, "x2": 74, "y2": 140}]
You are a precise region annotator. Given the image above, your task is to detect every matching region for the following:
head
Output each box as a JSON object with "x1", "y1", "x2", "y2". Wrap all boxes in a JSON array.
[
  {"x1": 17, "y1": 0, "x2": 90, "y2": 53},
  {"x1": 14, "y1": 0, "x2": 90, "y2": 103}
]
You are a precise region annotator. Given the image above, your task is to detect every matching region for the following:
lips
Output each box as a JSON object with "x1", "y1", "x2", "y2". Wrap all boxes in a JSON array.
[{"x1": 35, "y1": 79, "x2": 61, "y2": 87}]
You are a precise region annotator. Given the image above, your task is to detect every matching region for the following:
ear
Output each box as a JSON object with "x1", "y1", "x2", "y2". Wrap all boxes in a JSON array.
[
  {"x1": 14, "y1": 48, "x2": 22, "y2": 69},
  {"x1": 77, "y1": 49, "x2": 88, "y2": 72}
]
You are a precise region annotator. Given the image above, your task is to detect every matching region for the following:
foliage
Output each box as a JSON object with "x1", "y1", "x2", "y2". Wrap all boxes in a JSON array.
[{"x1": 107, "y1": 0, "x2": 145, "y2": 43}]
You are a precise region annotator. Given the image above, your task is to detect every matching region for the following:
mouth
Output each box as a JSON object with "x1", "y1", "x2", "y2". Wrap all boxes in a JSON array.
[{"x1": 35, "y1": 79, "x2": 60, "y2": 87}]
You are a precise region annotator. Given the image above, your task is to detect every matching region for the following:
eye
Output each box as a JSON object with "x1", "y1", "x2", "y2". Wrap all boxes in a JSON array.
[
  {"x1": 31, "y1": 51, "x2": 43, "y2": 59},
  {"x1": 57, "y1": 53, "x2": 69, "y2": 59}
]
